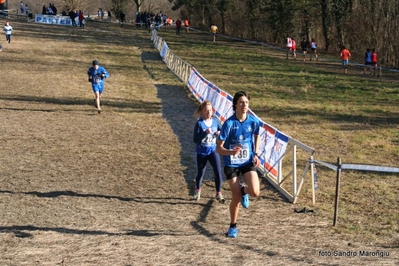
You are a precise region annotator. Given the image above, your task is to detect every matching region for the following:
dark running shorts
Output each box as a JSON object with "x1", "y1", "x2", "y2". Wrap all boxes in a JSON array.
[{"x1": 224, "y1": 162, "x2": 256, "y2": 180}]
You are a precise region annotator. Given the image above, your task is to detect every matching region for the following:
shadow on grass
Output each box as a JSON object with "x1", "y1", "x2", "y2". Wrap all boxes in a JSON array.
[
  {"x1": 0, "y1": 225, "x2": 186, "y2": 238},
  {"x1": 0, "y1": 95, "x2": 161, "y2": 114},
  {"x1": 0, "y1": 190, "x2": 193, "y2": 205}
]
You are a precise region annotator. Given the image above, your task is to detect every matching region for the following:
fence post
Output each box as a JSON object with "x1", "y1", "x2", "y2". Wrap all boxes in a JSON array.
[{"x1": 333, "y1": 157, "x2": 342, "y2": 226}]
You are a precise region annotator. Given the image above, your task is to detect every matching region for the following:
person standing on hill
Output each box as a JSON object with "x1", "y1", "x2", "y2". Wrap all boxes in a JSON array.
[
  {"x1": 175, "y1": 18, "x2": 182, "y2": 35},
  {"x1": 301, "y1": 37, "x2": 309, "y2": 61},
  {"x1": 3, "y1": 21, "x2": 13, "y2": 44},
  {"x1": 69, "y1": 10, "x2": 77, "y2": 26},
  {"x1": 78, "y1": 10, "x2": 85, "y2": 27},
  {"x1": 193, "y1": 100, "x2": 225, "y2": 204},
  {"x1": 364, "y1": 48, "x2": 372, "y2": 75},
  {"x1": 120, "y1": 11, "x2": 126, "y2": 27},
  {"x1": 20, "y1": 1, "x2": 24, "y2": 14},
  {"x1": 216, "y1": 91, "x2": 261, "y2": 238},
  {"x1": 340, "y1": 46, "x2": 351, "y2": 74},
  {"x1": 88, "y1": 59, "x2": 110, "y2": 114},
  {"x1": 211, "y1": 24, "x2": 218, "y2": 42}
]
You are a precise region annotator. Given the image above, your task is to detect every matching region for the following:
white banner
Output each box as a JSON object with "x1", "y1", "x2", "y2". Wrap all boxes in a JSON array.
[{"x1": 35, "y1": 14, "x2": 73, "y2": 26}]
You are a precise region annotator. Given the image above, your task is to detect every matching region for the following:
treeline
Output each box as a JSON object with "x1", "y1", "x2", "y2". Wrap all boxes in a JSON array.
[{"x1": 169, "y1": 0, "x2": 399, "y2": 67}]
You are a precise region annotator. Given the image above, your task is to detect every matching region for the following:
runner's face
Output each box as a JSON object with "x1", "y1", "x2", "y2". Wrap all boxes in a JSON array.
[
  {"x1": 202, "y1": 104, "x2": 213, "y2": 119},
  {"x1": 235, "y1": 96, "x2": 249, "y2": 114}
]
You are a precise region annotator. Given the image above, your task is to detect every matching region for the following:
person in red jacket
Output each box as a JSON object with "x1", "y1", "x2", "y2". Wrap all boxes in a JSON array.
[
  {"x1": 291, "y1": 38, "x2": 297, "y2": 59},
  {"x1": 184, "y1": 18, "x2": 189, "y2": 33},
  {"x1": 371, "y1": 48, "x2": 378, "y2": 76},
  {"x1": 340, "y1": 46, "x2": 351, "y2": 74}
]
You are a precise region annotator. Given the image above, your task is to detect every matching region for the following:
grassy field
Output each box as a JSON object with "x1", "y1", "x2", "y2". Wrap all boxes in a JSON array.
[
  {"x1": 155, "y1": 26, "x2": 399, "y2": 247},
  {"x1": 0, "y1": 16, "x2": 397, "y2": 265}
]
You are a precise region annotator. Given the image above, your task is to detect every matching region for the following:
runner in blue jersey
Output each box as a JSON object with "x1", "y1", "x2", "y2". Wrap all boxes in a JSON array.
[
  {"x1": 216, "y1": 91, "x2": 261, "y2": 238},
  {"x1": 88, "y1": 59, "x2": 110, "y2": 114},
  {"x1": 193, "y1": 100, "x2": 225, "y2": 203}
]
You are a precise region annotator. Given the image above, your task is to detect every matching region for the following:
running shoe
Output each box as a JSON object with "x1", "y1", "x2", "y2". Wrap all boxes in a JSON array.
[
  {"x1": 241, "y1": 193, "x2": 249, "y2": 209},
  {"x1": 227, "y1": 227, "x2": 238, "y2": 238},
  {"x1": 193, "y1": 190, "x2": 201, "y2": 201},
  {"x1": 215, "y1": 193, "x2": 226, "y2": 204}
]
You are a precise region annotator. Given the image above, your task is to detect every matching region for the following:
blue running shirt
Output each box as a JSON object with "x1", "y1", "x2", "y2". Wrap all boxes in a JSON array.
[
  {"x1": 194, "y1": 117, "x2": 222, "y2": 155},
  {"x1": 219, "y1": 114, "x2": 260, "y2": 167}
]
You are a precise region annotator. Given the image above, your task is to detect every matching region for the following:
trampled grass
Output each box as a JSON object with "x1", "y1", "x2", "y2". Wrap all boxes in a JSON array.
[{"x1": 154, "y1": 27, "x2": 399, "y2": 246}]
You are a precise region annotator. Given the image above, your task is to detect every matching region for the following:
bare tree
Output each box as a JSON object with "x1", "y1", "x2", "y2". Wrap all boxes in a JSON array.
[{"x1": 60, "y1": 0, "x2": 91, "y2": 11}]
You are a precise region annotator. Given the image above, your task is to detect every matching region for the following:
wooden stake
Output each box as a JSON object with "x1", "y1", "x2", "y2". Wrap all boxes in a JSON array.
[{"x1": 333, "y1": 157, "x2": 341, "y2": 226}]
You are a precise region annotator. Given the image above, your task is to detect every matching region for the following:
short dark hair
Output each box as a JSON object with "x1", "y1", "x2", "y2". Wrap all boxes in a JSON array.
[{"x1": 232, "y1": 91, "x2": 249, "y2": 112}]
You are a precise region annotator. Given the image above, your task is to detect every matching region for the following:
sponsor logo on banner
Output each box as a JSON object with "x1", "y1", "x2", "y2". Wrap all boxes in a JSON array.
[{"x1": 35, "y1": 15, "x2": 72, "y2": 26}]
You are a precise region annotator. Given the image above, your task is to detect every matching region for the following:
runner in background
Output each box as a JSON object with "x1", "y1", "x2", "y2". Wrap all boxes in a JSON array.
[
  {"x1": 184, "y1": 18, "x2": 189, "y2": 33},
  {"x1": 291, "y1": 38, "x2": 297, "y2": 60},
  {"x1": 301, "y1": 37, "x2": 309, "y2": 62},
  {"x1": 192, "y1": 101, "x2": 225, "y2": 203},
  {"x1": 310, "y1": 38, "x2": 318, "y2": 61},
  {"x1": 286, "y1": 35, "x2": 292, "y2": 59},
  {"x1": 340, "y1": 46, "x2": 351, "y2": 74},
  {"x1": 87, "y1": 59, "x2": 110, "y2": 114},
  {"x1": 211, "y1": 24, "x2": 218, "y2": 42},
  {"x1": 371, "y1": 48, "x2": 378, "y2": 76}
]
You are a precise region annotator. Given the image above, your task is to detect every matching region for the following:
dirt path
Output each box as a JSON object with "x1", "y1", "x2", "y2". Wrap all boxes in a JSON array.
[{"x1": 0, "y1": 18, "x2": 397, "y2": 265}]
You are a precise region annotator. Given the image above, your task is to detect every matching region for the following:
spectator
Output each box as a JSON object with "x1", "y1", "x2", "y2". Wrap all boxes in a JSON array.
[
  {"x1": 24, "y1": 4, "x2": 28, "y2": 15},
  {"x1": 68, "y1": 10, "x2": 77, "y2": 27},
  {"x1": 364, "y1": 48, "x2": 372, "y2": 75},
  {"x1": 120, "y1": 12, "x2": 126, "y2": 27},
  {"x1": 100, "y1": 9, "x2": 104, "y2": 21},
  {"x1": 78, "y1": 10, "x2": 84, "y2": 27},
  {"x1": 20, "y1": 1, "x2": 24, "y2": 15},
  {"x1": 108, "y1": 11, "x2": 112, "y2": 22},
  {"x1": 175, "y1": 18, "x2": 181, "y2": 35},
  {"x1": 51, "y1": 3, "x2": 57, "y2": 15}
]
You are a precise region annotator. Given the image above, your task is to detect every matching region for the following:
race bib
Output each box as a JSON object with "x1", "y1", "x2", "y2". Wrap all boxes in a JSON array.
[
  {"x1": 230, "y1": 143, "x2": 249, "y2": 164},
  {"x1": 202, "y1": 134, "x2": 217, "y2": 147},
  {"x1": 93, "y1": 76, "x2": 101, "y2": 84}
]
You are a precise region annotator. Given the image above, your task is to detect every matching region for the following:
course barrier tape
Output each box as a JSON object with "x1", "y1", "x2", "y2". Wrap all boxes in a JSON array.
[{"x1": 311, "y1": 159, "x2": 399, "y2": 173}]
